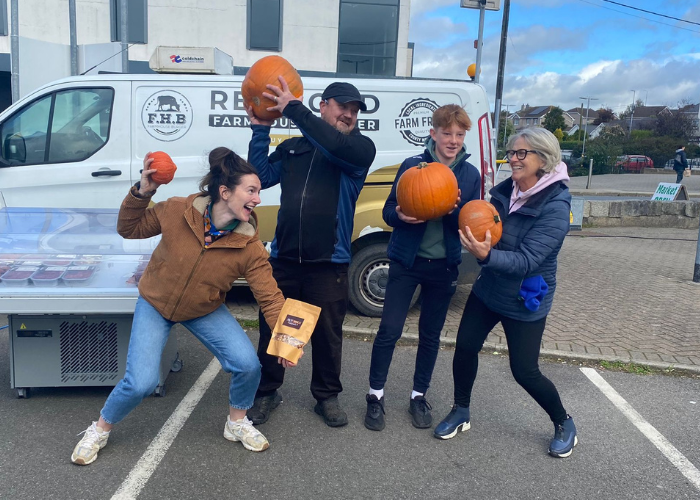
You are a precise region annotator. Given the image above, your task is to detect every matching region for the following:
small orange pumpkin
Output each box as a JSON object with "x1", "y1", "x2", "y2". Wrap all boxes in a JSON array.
[
  {"x1": 458, "y1": 200, "x2": 502, "y2": 246},
  {"x1": 241, "y1": 55, "x2": 304, "y2": 121},
  {"x1": 396, "y1": 161, "x2": 459, "y2": 221},
  {"x1": 149, "y1": 151, "x2": 177, "y2": 184}
]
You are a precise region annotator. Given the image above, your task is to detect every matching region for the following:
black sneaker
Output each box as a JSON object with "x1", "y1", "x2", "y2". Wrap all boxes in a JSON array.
[
  {"x1": 246, "y1": 391, "x2": 282, "y2": 425},
  {"x1": 364, "y1": 394, "x2": 386, "y2": 431},
  {"x1": 409, "y1": 395, "x2": 433, "y2": 429},
  {"x1": 314, "y1": 396, "x2": 348, "y2": 427}
]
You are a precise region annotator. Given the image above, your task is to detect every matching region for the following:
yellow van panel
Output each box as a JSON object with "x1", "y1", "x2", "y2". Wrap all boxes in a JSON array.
[{"x1": 253, "y1": 205, "x2": 280, "y2": 243}]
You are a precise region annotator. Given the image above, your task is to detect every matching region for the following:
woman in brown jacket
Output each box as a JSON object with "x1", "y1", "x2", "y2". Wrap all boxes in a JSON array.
[{"x1": 72, "y1": 147, "x2": 289, "y2": 465}]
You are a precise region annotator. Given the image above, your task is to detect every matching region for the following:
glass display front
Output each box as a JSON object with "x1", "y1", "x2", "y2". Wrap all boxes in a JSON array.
[{"x1": 0, "y1": 207, "x2": 159, "y2": 297}]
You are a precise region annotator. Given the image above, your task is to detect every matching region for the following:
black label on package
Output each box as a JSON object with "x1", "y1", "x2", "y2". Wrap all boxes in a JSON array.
[{"x1": 282, "y1": 315, "x2": 304, "y2": 329}]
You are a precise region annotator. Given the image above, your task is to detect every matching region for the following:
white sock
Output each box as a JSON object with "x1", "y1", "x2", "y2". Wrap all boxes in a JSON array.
[
  {"x1": 411, "y1": 391, "x2": 424, "y2": 400},
  {"x1": 368, "y1": 388, "x2": 384, "y2": 400},
  {"x1": 94, "y1": 422, "x2": 110, "y2": 434}
]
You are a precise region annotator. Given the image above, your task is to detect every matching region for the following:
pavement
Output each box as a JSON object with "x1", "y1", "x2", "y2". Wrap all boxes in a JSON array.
[
  {"x1": 227, "y1": 172, "x2": 700, "y2": 373},
  {"x1": 567, "y1": 170, "x2": 700, "y2": 198}
]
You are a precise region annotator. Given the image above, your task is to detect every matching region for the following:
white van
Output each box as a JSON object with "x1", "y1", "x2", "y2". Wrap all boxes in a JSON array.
[{"x1": 0, "y1": 74, "x2": 495, "y2": 316}]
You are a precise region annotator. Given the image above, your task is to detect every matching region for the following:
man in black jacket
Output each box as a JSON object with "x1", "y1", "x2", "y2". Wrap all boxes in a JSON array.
[
  {"x1": 246, "y1": 79, "x2": 376, "y2": 427},
  {"x1": 674, "y1": 145, "x2": 689, "y2": 183}
]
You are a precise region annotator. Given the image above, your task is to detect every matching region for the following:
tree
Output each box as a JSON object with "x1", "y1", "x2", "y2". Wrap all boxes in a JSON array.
[
  {"x1": 652, "y1": 100, "x2": 696, "y2": 140},
  {"x1": 542, "y1": 106, "x2": 566, "y2": 132},
  {"x1": 586, "y1": 126, "x2": 625, "y2": 174},
  {"x1": 497, "y1": 110, "x2": 516, "y2": 147},
  {"x1": 554, "y1": 128, "x2": 564, "y2": 141},
  {"x1": 619, "y1": 99, "x2": 645, "y2": 121},
  {"x1": 593, "y1": 107, "x2": 616, "y2": 125}
]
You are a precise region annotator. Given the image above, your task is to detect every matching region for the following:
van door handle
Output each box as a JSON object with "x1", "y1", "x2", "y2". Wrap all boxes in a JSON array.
[{"x1": 91, "y1": 169, "x2": 122, "y2": 177}]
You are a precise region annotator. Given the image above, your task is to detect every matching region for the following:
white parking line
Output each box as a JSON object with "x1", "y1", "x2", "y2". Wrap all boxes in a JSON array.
[
  {"x1": 110, "y1": 358, "x2": 222, "y2": 500},
  {"x1": 580, "y1": 367, "x2": 700, "y2": 491}
]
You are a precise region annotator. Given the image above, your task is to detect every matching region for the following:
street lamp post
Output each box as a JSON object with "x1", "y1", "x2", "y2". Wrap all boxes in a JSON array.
[
  {"x1": 629, "y1": 89, "x2": 636, "y2": 135},
  {"x1": 578, "y1": 96, "x2": 598, "y2": 161}
]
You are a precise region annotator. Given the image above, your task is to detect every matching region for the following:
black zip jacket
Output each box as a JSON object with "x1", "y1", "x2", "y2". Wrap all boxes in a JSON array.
[{"x1": 248, "y1": 101, "x2": 376, "y2": 264}]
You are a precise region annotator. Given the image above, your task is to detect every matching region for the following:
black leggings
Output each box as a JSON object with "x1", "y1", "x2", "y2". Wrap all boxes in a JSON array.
[{"x1": 453, "y1": 292, "x2": 567, "y2": 424}]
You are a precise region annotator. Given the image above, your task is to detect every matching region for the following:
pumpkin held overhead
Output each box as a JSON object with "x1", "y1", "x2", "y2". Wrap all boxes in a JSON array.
[{"x1": 241, "y1": 55, "x2": 304, "y2": 121}]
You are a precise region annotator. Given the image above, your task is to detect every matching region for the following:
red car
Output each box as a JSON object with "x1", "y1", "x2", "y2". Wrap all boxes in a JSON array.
[{"x1": 615, "y1": 155, "x2": 654, "y2": 173}]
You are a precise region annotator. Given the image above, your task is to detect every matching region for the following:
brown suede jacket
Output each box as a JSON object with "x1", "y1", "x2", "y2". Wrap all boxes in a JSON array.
[{"x1": 117, "y1": 186, "x2": 284, "y2": 328}]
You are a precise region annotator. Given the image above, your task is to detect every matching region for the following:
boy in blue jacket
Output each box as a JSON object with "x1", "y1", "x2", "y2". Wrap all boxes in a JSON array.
[{"x1": 364, "y1": 104, "x2": 481, "y2": 431}]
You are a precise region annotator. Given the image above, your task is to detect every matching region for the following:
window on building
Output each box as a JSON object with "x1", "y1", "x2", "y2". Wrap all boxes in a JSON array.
[
  {"x1": 110, "y1": 0, "x2": 148, "y2": 44},
  {"x1": 338, "y1": 0, "x2": 399, "y2": 76},
  {"x1": 0, "y1": 88, "x2": 114, "y2": 166},
  {"x1": 0, "y1": 0, "x2": 7, "y2": 36},
  {"x1": 248, "y1": 0, "x2": 282, "y2": 51}
]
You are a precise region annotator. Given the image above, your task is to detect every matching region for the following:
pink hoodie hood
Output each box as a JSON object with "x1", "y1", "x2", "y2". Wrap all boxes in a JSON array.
[{"x1": 509, "y1": 161, "x2": 569, "y2": 214}]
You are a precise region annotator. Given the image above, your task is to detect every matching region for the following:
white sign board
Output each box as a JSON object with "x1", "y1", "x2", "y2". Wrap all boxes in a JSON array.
[
  {"x1": 149, "y1": 46, "x2": 233, "y2": 75},
  {"x1": 460, "y1": 0, "x2": 501, "y2": 10},
  {"x1": 651, "y1": 183, "x2": 688, "y2": 201}
]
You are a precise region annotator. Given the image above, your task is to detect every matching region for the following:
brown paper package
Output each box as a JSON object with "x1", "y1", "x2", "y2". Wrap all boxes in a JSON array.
[{"x1": 266, "y1": 298, "x2": 322, "y2": 363}]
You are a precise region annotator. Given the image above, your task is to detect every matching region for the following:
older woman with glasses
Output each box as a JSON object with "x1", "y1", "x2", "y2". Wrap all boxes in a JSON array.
[{"x1": 434, "y1": 127, "x2": 577, "y2": 458}]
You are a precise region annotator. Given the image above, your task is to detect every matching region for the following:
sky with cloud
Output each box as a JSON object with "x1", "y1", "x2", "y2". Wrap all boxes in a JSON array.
[{"x1": 408, "y1": 0, "x2": 700, "y2": 115}]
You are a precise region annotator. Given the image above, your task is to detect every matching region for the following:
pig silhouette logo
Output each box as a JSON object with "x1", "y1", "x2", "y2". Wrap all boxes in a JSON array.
[
  {"x1": 156, "y1": 95, "x2": 180, "y2": 112},
  {"x1": 141, "y1": 91, "x2": 193, "y2": 142}
]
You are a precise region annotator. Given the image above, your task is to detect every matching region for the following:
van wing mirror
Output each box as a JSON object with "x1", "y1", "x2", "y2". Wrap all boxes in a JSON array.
[{"x1": 3, "y1": 134, "x2": 26, "y2": 164}]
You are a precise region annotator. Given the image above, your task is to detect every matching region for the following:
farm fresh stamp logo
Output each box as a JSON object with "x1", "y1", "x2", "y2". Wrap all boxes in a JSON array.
[
  {"x1": 142, "y1": 91, "x2": 193, "y2": 141},
  {"x1": 395, "y1": 98, "x2": 439, "y2": 146}
]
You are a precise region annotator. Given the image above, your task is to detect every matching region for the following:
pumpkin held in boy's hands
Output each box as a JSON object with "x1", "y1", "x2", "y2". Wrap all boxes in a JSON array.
[
  {"x1": 242, "y1": 55, "x2": 304, "y2": 121},
  {"x1": 459, "y1": 200, "x2": 502, "y2": 246},
  {"x1": 149, "y1": 151, "x2": 177, "y2": 184},
  {"x1": 396, "y1": 161, "x2": 459, "y2": 221}
]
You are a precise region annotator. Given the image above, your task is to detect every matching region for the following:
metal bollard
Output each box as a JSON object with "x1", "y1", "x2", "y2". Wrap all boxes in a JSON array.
[
  {"x1": 694, "y1": 222, "x2": 700, "y2": 283},
  {"x1": 586, "y1": 159, "x2": 593, "y2": 190}
]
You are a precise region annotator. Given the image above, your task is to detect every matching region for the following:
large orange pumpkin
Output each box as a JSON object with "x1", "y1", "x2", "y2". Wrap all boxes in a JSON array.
[
  {"x1": 396, "y1": 161, "x2": 459, "y2": 221},
  {"x1": 458, "y1": 200, "x2": 502, "y2": 246},
  {"x1": 149, "y1": 151, "x2": 177, "y2": 184},
  {"x1": 241, "y1": 55, "x2": 304, "y2": 121}
]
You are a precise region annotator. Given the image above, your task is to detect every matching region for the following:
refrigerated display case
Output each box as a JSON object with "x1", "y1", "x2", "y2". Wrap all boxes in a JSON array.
[{"x1": 0, "y1": 207, "x2": 181, "y2": 398}]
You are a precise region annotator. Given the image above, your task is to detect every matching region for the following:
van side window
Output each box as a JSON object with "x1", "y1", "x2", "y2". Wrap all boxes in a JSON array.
[
  {"x1": 0, "y1": 88, "x2": 114, "y2": 166},
  {"x1": 48, "y1": 89, "x2": 113, "y2": 163},
  {"x1": 0, "y1": 95, "x2": 51, "y2": 165}
]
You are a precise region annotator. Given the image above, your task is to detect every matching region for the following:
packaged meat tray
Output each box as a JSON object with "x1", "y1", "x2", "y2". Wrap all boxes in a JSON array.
[
  {"x1": 62, "y1": 266, "x2": 97, "y2": 286},
  {"x1": 43, "y1": 254, "x2": 77, "y2": 266},
  {"x1": 30, "y1": 266, "x2": 67, "y2": 286},
  {"x1": 73, "y1": 255, "x2": 102, "y2": 265},
  {"x1": 1, "y1": 266, "x2": 40, "y2": 286}
]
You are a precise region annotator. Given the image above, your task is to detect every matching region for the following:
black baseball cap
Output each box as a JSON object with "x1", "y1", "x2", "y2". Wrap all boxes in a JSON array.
[{"x1": 321, "y1": 82, "x2": 367, "y2": 112}]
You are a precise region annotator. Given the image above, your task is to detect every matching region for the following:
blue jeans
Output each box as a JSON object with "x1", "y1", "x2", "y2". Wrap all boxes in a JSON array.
[{"x1": 101, "y1": 297, "x2": 261, "y2": 425}]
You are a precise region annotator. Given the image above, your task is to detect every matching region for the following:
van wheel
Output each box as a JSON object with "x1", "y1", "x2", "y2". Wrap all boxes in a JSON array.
[{"x1": 348, "y1": 243, "x2": 420, "y2": 317}]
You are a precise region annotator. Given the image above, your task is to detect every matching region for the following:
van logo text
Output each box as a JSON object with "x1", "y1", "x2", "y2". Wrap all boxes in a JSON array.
[
  {"x1": 395, "y1": 98, "x2": 438, "y2": 146},
  {"x1": 142, "y1": 91, "x2": 193, "y2": 142}
]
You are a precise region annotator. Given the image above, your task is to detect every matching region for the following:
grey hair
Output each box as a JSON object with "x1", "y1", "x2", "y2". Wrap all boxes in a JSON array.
[{"x1": 506, "y1": 127, "x2": 561, "y2": 174}]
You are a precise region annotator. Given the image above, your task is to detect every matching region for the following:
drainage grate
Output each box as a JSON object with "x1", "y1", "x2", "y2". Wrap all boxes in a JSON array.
[{"x1": 59, "y1": 320, "x2": 119, "y2": 383}]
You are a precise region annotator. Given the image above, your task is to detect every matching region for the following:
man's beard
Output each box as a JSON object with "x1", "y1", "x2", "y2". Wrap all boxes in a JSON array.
[{"x1": 335, "y1": 122, "x2": 353, "y2": 135}]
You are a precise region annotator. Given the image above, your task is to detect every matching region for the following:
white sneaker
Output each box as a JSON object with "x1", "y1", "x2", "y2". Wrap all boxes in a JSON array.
[
  {"x1": 224, "y1": 416, "x2": 269, "y2": 452},
  {"x1": 71, "y1": 422, "x2": 110, "y2": 465}
]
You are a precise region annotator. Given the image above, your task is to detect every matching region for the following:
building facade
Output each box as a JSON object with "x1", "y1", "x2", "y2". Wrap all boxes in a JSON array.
[{"x1": 0, "y1": 0, "x2": 412, "y2": 108}]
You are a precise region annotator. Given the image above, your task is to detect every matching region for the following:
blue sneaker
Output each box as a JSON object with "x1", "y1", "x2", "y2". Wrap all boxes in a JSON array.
[
  {"x1": 433, "y1": 405, "x2": 470, "y2": 440},
  {"x1": 549, "y1": 415, "x2": 578, "y2": 458}
]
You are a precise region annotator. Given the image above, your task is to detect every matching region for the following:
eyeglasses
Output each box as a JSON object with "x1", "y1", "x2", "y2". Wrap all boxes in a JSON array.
[{"x1": 505, "y1": 149, "x2": 539, "y2": 161}]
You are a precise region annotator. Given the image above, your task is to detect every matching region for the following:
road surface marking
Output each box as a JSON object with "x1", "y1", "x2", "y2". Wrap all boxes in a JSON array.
[
  {"x1": 581, "y1": 367, "x2": 700, "y2": 491},
  {"x1": 111, "y1": 358, "x2": 222, "y2": 500}
]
